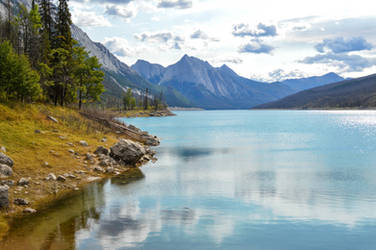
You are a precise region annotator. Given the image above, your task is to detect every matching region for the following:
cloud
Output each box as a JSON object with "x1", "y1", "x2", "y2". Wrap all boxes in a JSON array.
[
  {"x1": 315, "y1": 37, "x2": 373, "y2": 53},
  {"x1": 72, "y1": 10, "x2": 111, "y2": 27},
  {"x1": 105, "y1": 5, "x2": 134, "y2": 21},
  {"x1": 157, "y1": 0, "x2": 192, "y2": 9},
  {"x1": 238, "y1": 40, "x2": 274, "y2": 54},
  {"x1": 300, "y1": 53, "x2": 376, "y2": 72},
  {"x1": 232, "y1": 23, "x2": 277, "y2": 38},
  {"x1": 103, "y1": 37, "x2": 134, "y2": 57},
  {"x1": 134, "y1": 31, "x2": 184, "y2": 50},
  {"x1": 190, "y1": 30, "x2": 219, "y2": 42}
]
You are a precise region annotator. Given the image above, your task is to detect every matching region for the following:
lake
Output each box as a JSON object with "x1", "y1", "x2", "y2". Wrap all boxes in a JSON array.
[{"x1": 2, "y1": 110, "x2": 376, "y2": 249}]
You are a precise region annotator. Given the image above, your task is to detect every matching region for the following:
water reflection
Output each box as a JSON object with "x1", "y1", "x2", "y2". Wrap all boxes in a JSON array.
[{"x1": 2, "y1": 111, "x2": 376, "y2": 249}]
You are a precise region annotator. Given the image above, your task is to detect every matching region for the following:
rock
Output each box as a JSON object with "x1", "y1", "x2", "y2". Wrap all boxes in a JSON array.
[
  {"x1": 110, "y1": 139, "x2": 148, "y2": 165},
  {"x1": 101, "y1": 138, "x2": 107, "y2": 143},
  {"x1": 18, "y1": 178, "x2": 30, "y2": 186},
  {"x1": 66, "y1": 174, "x2": 77, "y2": 179},
  {"x1": 93, "y1": 166, "x2": 104, "y2": 173},
  {"x1": 74, "y1": 187, "x2": 79, "y2": 191},
  {"x1": 1, "y1": 180, "x2": 14, "y2": 186},
  {"x1": 34, "y1": 129, "x2": 41, "y2": 134},
  {"x1": 94, "y1": 146, "x2": 109, "y2": 156},
  {"x1": 68, "y1": 149, "x2": 75, "y2": 154},
  {"x1": 105, "y1": 167, "x2": 114, "y2": 173},
  {"x1": 52, "y1": 129, "x2": 59, "y2": 133},
  {"x1": 42, "y1": 162, "x2": 49, "y2": 167},
  {"x1": 59, "y1": 136, "x2": 66, "y2": 140},
  {"x1": 0, "y1": 152, "x2": 14, "y2": 167},
  {"x1": 0, "y1": 146, "x2": 6, "y2": 153},
  {"x1": 85, "y1": 153, "x2": 94, "y2": 161},
  {"x1": 47, "y1": 115, "x2": 58, "y2": 123},
  {"x1": 0, "y1": 164, "x2": 12, "y2": 178},
  {"x1": 87, "y1": 177, "x2": 101, "y2": 182},
  {"x1": 99, "y1": 160, "x2": 109, "y2": 167},
  {"x1": 46, "y1": 173, "x2": 57, "y2": 181},
  {"x1": 23, "y1": 208, "x2": 37, "y2": 214},
  {"x1": 57, "y1": 175, "x2": 66, "y2": 182},
  {"x1": 67, "y1": 142, "x2": 74, "y2": 147},
  {"x1": 14, "y1": 198, "x2": 29, "y2": 206},
  {"x1": 79, "y1": 141, "x2": 88, "y2": 147},
  {"x1": 0, "y1": 185, "x2": 9, "y2": 208}
]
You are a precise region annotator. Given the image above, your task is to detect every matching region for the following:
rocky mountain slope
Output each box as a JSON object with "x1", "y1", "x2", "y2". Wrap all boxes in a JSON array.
[
  {"x1": 255, "y1": 74, "x2": 376, "y2": 109},
  {"x1": 132, "y1": 55, "x2": 343, "y2": 109}
]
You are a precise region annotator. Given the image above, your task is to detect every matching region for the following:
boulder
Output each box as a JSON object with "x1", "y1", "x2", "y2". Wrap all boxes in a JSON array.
[
  {"x1": 0, "y1": 185, "x2": 9, "y2": 208},
  {"x1": 14, "y1": 198, "x2": 29, "y2": 206},
  {"x1": 94, "y1": 146, "x2": 109, "y2": 156},
  {"x1": 110, "y1": 139, "x2": 147, "y2": 165},
  {"x1": 0, "y1": 164, "x2": 12, "y2": 178},
  {"x1": 18, "y1": 177, "x2": 30, "y2": 186},
  {"x1": 79, "y1": 141, "x2": 89, "y2": 147},
  {"x1": 0, "y1": 152, "x2": 14, "y2": 167}
]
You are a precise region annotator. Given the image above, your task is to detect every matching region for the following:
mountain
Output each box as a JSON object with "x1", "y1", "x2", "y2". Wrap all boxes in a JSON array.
[
  {"x1": 0, "y1": 0, "x2": 191, "y2": 107},
  {"x1": 255, "y1": 74, "x2": 376, "y2": 109},
  {"x1": 275, "y1": 72, "x2": 344, "y2": 92},
  {"x1": 132, "y1": 55, "x2": 294, "y2": 109},
  {"x1": 131, "y1": 60, "x2": 166, "y2": 84},
  {"x1": 70, "y1": 25, "x2": 191, "y2": 107}
]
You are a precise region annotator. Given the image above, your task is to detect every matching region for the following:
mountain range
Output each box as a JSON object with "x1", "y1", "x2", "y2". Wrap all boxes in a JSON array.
[
  {"x1": 1, "y1": 0, "x2": 350, "y2": 109},
  {"x1": 255, "y1": 74, "x2": 376, "y2": 109},
  {"x1": 132, "y1": 56, "x2": 344, "y2": 109}
]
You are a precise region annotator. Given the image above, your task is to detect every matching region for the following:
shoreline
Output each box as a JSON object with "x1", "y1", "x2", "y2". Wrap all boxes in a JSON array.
[{"x1": 0, "y1": 104, "x2": 161, "y2": 240}]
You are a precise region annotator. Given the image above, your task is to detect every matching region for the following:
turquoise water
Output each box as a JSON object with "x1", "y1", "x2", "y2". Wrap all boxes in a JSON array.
[
  {"x1": 98, "y1": 110, "x2": 376, "y2": 250},
  {"x1": 4, "y1": 110, "x2": 376, "y2": 249}
]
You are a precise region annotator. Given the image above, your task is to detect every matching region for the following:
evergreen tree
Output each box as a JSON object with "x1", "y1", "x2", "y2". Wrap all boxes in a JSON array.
[
  {"x1": 0, "y1": 41, "x2": 41, "y2": 102},
  {"x1": 72, "y1": 46, "x2": 104, "y2": 110}
]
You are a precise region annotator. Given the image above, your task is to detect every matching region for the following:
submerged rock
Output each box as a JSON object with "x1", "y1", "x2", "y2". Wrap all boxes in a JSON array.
[
  {"x1": 0, "y1": 164, "x2": 12, "y2": 178},
  {"x1": 110, "y1": 139, "x2": 147, "y2": 165},
  {"x1": 0, "y1": 185, "x2": 9, "y2": 208},
  {"x1": 0, "y1": 152, "x2": 14, "y2": 167}
]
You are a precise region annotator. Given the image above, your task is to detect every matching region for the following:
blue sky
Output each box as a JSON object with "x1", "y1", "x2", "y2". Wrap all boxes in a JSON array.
[{"x1": 70, "y1": 0, "x2": 376, "y2": 81}]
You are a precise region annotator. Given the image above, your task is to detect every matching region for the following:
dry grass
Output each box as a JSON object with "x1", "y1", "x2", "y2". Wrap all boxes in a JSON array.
[{"x1": 0, "y1": 103, "x2": 126, "y2": 236}]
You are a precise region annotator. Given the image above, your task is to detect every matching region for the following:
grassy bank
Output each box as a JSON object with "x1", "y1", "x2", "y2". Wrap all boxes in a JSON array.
[
  {"x1": 122, "y1": 108, "x2": 176, "y2": 118},
  {"x1": 0, "y1": 103, "x2": 147, "y2": 238}
]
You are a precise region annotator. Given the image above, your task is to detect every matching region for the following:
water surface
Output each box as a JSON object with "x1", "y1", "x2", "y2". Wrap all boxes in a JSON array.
[{"x1": 3, "y1": 110, "x2": 376, "y2": 249}]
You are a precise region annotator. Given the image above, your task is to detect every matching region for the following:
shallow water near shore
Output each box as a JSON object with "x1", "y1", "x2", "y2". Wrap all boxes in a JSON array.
[{"x1": 2, "y1": 110, "x2": 376, "y2": 249}]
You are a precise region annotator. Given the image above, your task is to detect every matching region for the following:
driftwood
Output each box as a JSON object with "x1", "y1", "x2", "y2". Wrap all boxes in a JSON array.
[{"x1": 80, "y1": 112, "x2": 160, "y2": 146}]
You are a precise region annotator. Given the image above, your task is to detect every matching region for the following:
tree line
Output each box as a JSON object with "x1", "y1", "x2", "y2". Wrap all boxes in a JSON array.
[
  {"x1": 0, "y1": 0, "x2": 104, "y2": 109},
  {"x1": 122, "y1": 88, "x2": 166, "y2": 111}
]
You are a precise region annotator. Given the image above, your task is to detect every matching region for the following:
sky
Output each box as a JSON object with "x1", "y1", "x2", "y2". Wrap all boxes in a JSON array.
[{"x1": 69, "y1": 0, "x2": 376, "y2": 82}]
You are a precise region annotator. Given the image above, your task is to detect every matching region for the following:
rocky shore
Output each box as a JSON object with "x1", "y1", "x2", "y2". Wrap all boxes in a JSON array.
[{"x1": 0, "y1": 109, "x2": 161, "y2": 235}]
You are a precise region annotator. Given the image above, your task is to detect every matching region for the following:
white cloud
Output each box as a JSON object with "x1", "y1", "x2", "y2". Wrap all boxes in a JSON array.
[{"x1": 72, "y1": 10, "x2": 112, "y2": 27}]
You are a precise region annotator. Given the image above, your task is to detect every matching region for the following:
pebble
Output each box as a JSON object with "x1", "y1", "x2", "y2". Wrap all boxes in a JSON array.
[
  {"x1": 23, "y1": 208, "x2": 37, "y2": 214},
  {"x1": 18, "y1": 177, "x2": 30, "y2": 186},
  {"x1": 14, "y1": 198, "x2": 29, "y2": 206},
  {"x1": 46, "y1": 173, "x2": 57, "y2": 181},
  {"x1": 57, "y1": 175, "x2": 66, "y2": 182},
  {"x1": 68, "y1": 149, "x2": 75, "y2": 154},
  {"x1": 79, "y1": 141, "x2": 89, "y2": 147}
]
